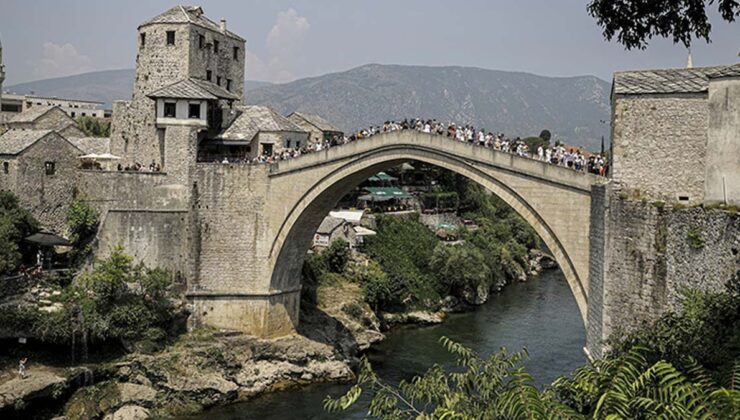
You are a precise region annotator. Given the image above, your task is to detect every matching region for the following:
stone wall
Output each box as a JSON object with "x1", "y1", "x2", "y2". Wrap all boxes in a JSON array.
[
  {"x1": 186, "y1": 24, "x2": 245, "y2": 99},
  {"x1": 705, "y1": 77, "x2": 740, "y2": 205},
  {"x1": 0, "y1": 133, "x2": 81, "y2": 233},
  {"x1": 611, "y1": 93, "x2": 708, "y2": 204},
  {"x1": 190, "y1": 163, "x2": 272, "y2": 294},
  {"x1": 96, "y1": 209, "x2": 189, "y2": 277},
  {"x1": 586, "y1": 189, "x2": 739, "y2": 358}
]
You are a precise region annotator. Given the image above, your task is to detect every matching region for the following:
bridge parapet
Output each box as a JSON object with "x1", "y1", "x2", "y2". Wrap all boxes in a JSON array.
[{"x1": 269, "y1": 131, "x2": 602, "y2": 192}]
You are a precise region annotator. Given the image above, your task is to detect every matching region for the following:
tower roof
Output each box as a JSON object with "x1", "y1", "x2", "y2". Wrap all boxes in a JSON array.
[
  {"x1": 139, "y1": 5, "x2": 245, "y2": 42},
  {"x1": 147, "y1": 78, "x2": 240, "y2": 101}
]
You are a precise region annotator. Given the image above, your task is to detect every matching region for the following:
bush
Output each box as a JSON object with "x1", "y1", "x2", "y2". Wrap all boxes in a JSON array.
[
  {"x1": 0, "y1": 191, "x2": 40, "y2": 273},
  {"x1": 323, "y1": 239, "x2": 349, "y2": 273},
  {"x1": 608, "y1": 273, "x2": 740, "y2": 381},
  {"x1": 27, "y1": 247, "x2": 178, "y2": 356},
  {"x1": 76, "y1": 116, "x2": 110, "y2": 137},
  {"x1": 430, "y1": 242, "x2": 491, "y2": 297}
]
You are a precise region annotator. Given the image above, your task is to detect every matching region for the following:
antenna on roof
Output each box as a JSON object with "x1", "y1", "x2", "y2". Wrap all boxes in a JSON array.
[{"x1": 686, "y1": 47, "x2": 693, "y2": 69}]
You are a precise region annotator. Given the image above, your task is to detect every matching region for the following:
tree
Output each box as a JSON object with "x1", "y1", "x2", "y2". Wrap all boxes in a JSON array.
[
  {"x1": 430, "y1": 243, "x2": 491, "y2": 298},
  {"x1": 587, "y1": 0, "x2": 740, "y2": 50},
  {"x1": 325, "y1": 338, "x2": 740, "y2": 419},
  {"x1": 539, "y1": 129, "x2": 552, "y2": 142},
  {"x1": 323, "y1": 239, "x2": 349, "y2": 273},
  {"x1": 76, "y1": 116, "x2": 110, "y2": 137},
  {"x1": 0, "y1": 191, "x2": 39, "y2": 273}
]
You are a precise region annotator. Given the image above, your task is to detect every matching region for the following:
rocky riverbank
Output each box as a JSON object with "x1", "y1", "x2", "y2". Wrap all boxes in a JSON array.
[{"x1": 0, "y1": 250, "x2": 554, "y2": 419}]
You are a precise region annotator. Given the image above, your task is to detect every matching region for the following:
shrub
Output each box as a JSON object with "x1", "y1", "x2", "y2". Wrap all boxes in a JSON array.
[
  {"x1": 76, "y1": 116, "x2": 110, "y2": 137},
  {"x1": 686, "y1": 227, "x2": 706, "y2": 249},
  {"x1": 323, "y1": 239, "x2": 349, "y2": 273},
  {"x1": 0, "y1": 191, "x2": 40, "y2": 273}
]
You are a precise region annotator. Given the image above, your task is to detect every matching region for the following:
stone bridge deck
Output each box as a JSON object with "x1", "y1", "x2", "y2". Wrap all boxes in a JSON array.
[{"x1": 269, "y1": 131, "x2": 601, "y2": 193}]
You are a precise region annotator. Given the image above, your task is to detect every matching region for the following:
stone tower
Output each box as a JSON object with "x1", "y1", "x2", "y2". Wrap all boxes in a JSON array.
[{"x1": 110, "y1": 5, "x2": 246, "y2": 170}]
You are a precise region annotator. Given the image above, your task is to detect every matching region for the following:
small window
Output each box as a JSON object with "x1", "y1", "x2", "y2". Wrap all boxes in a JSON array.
[
  {"x1": 233, "y1": 46, "x2": 239, "y2": 59},
  {"x1": 216, "y1": 76, "x2": 221, "y2": 86},
  {"x1": 286, "y1": 140, "x2": 292, "y2": 148},
  {"x1": 71, "y1": 111, "x2": 76, "y2": 118},
  {"x1": 226, "y1": 79, "x2": 232, "y2": 91},
  {"x1": 81, "y1": 112, "x2": 86, "y2": 117},
  {"x1": 164, "y1": 102, "x2": 176, "y2": 118},
  {"x1": 213, "y1": 40, "x2": 219, "y2": 53},
  {"x1": 140, "y1": 32, "x2": 146, "y2": 47},
  {"x1": 45, "y1": 161, "x2": 56, "y2": 176},
  {"x1": 3, "y1": 162, "x2": 9, "y2": 174},
  {"x1": 199, "y1": 34, "x2": 205, "y2": 48},
  {"x1": 188, "y1": 103, "x2": 201, "y2": 119},
  {"x1": 206, "y1": 70, "x2": 212, "y2": 81},
  {"x1": 166, "y1": 31, "x2": 175, "y2": 45}
]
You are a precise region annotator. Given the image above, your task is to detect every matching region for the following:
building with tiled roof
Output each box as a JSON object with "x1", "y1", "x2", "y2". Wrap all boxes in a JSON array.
[
  {"x1": 198, "y1": 105, "x2": 309, "y2": 161},
  {"x1": 139, "y1": 5, "x2": 245, "y2": 42},
  {"x1": 110, "y1": 5, "x2": 246, "y2": 174},
  {"x1": 612, "y1": 64, "x2": 740, "y2": 96},
  {"x1": 4, "y1": 105, "x2": 86, "y2": 139},
  {"x1": 611, "y1": 62, "x2": 740, "y2": 205},
  {"x1": 0, "y1": 129, "x2": 84, "y2": 231},
  {"x1": 287, "y1": 112, "x2": 344, "y2": 145}
]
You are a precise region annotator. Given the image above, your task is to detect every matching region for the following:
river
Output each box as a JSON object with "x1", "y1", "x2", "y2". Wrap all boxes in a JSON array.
[{"x1": 193, "y1": 268, "x2": 586, "y2": 419}]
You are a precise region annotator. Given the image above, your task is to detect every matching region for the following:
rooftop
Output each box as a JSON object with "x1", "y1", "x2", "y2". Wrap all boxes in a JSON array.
[
  {"x1": 316, "y1": 216, "x2": 346, "y2": 235},
  {"x1": 139, "y1": 5, "x2": 246, "y2": 42},
  {"x1": 147, "y1": 78, "x2": 240, "y2": 101},
  {"x1": 217, "y1": 105, "x2": 306, "y2": 142},
  {"x1": 0, "y1": 129, "x2": 55, "y2": 155},
  {"x1": 289, "y1": 112, "x2": 343, "y2": 133},
  {"x1": 613, "y1": 63, "x2": 740, "y2": 95},
  {"x1": 68, "y1": 137, "x2": 111, "y2": 155},
  {"x1": 7, "y1": 105, "x2": 57, "y2": 124}
]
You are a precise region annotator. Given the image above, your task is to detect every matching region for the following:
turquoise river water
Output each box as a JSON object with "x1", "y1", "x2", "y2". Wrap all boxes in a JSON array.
[{"x1": 192, "y1": 268, "x2": 586, "y2": 419}]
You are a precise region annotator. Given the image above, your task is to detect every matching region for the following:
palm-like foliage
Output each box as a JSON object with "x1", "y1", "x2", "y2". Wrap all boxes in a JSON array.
[{"x1": 326, "y1": 338, "x2": 738, "y2": 419}]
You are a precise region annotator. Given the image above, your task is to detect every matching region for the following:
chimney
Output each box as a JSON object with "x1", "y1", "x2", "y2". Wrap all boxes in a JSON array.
[
  {"x1": 686, "y1": 47, "x2": 693, "y2": 69},
  {"x1": 220, "y1": 18, "x2": 227, "y2": 32}
]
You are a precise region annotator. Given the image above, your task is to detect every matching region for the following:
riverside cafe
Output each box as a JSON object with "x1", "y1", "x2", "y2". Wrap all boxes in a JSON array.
[{"x1": 357, "y1": 186, "x2": 413, "y2": 213}]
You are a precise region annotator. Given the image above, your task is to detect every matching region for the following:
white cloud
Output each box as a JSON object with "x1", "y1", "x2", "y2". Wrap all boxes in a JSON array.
[
  {"x1": 35, "y1": 42, "x2": 94, "y2": 80},
  {"x1": 247, "y1": 8, "x2": 309, "y2": 83}
]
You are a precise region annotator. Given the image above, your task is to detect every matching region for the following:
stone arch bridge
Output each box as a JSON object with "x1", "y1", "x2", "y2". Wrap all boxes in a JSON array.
[{"x1": 187, "y1": 130, "x2": 603, "y2": 341}]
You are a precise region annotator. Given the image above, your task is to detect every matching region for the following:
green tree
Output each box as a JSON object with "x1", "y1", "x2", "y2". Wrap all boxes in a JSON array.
[
  {"x1": 326, "y1": 338, "x2": 740, "y2": 419},
  {"x1": 430, "y1": 243, "x2": 491, "y2": 298},
  {"x1": 76, "y1": 116, "x2": 111, "y2": 137},
  {"x1": 539, "y1": 129, "x2": 552, "y2": 142},
  {"x1": 0, "y1": 191, "x2": 39, "y2": 273},
  {"x1": 323, "y1": 239, "x2": 350, "y2": 273},
  {"x1": 587, "y1": 0, "x2": 740, "y2": 49},
  {"x1": 608, "y1": 273, "x2": 740, "y2": 381},
  {"x1": 365, "y1": 214, "x2": 439, "y2": 309},
  {"x1": 67, "y1": 198, "x2": 99, "y2": 244}
]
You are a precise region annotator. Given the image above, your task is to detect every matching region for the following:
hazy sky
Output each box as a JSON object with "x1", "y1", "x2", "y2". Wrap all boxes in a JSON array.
[{"x1": 1, "y1": 0, "x2": 738, "y2": 85}]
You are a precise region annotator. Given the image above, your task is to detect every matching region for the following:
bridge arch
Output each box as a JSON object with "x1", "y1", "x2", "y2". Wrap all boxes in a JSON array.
[{"x1": 266, "y1": 131, "x2": 596, "y2": 326}]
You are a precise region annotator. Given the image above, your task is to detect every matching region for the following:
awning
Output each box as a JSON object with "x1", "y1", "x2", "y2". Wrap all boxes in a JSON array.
[
  {"x1": 353, "y1": 226, "x2": 376, "y2": 236},
  {"x1": 25, "y1": 231, "x2": 73, "y2": 247},
  {"x1": 368, "y1": 172, "x2": 398, "y2": 182},
  {"x1": 363, "y1": 187, "x2": 411, "y2": 198},
  {"x1": 329, "y1": 210, "x2": 366, "y2": 223},
  {"x1": 79, "y1": 153, "x2": 121, "y2": 160}
]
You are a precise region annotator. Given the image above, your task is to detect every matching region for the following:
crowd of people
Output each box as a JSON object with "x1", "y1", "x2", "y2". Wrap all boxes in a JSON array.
[
  {"x1": 116, "y1": 160, "x2": 162, "y2": 172},
  {"x1": 214, "y1": 118, "x2": 609, "y2": 176}
]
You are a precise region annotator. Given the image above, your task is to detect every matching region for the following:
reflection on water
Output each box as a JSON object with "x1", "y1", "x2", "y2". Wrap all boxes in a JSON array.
[{"x1": 191, "y1": 269, "x2": 586, "y2": 419}]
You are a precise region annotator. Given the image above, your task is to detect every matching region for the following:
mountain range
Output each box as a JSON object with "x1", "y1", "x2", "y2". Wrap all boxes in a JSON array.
[{"x1": 6, "y1": 64, "x2": 611, "y2": 150}]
